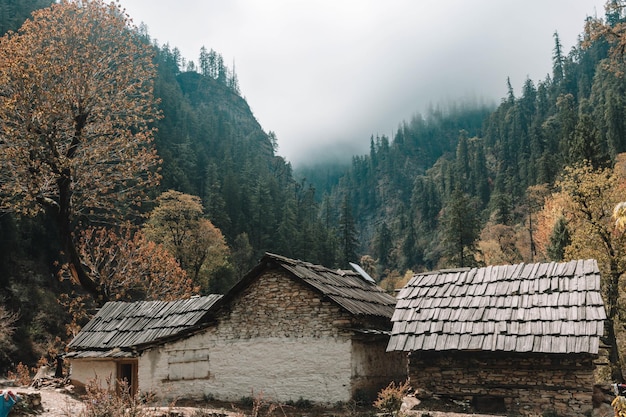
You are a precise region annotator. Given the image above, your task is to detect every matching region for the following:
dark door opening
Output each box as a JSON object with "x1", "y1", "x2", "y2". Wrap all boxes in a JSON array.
[{"x1": 117, "y1": 361, "x2": 138, "y2": 396}]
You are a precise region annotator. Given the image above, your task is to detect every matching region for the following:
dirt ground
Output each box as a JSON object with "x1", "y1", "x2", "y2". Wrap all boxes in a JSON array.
[
  {"x1": 2, "y1": 386, "x2": 83, "y2": 417},
  {"x1": 4, "y1": 385, "x2": 240, "y2": 417},
  {"x1": 1, "y1": 386, "x2": 506, "y2": 417},
  {"x1": 1, "y1": 386, "x2": 612, "y2": 417}
]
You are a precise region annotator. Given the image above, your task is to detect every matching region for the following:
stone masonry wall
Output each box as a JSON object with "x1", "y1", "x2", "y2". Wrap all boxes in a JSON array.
[
  {"x1": 214, "y1": 269, "x2": 355, "y2": 339},
  {"x1": 138, "y1": 269, "x2": 397, "y2": 404},
  {"x1": 351, "y1": 338, "x2": 407, "y2": 402},
  {"x1": 408, "y1": 351, "x2": 595, "y2": 416}
]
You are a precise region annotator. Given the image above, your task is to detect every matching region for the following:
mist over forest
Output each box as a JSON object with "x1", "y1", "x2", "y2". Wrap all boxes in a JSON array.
[{"x1": 2, "y1": 0, "x2": 626, "y2": 380}]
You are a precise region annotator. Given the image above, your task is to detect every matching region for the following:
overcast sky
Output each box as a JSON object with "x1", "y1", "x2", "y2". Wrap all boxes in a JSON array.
[{"x1": 119, "y1": 0, "x2": 606, "y2": 166}]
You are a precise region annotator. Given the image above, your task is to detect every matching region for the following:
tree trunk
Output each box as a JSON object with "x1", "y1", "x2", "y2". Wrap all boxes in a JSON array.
[
  {"x1": 607, "y1": 318, "x2": 624, "y2": 382},
  {"x1": 607, "y1": 265, "x2": 624, "y2": 382},
  {"x1": 56, "y1": 171, "x2": 104, "y2": 303}
]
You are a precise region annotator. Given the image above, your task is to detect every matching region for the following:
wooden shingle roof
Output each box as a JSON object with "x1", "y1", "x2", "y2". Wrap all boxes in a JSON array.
[
  {"x1": 387, "y1": 259, "x2": 606, "y2": 354},
  {"x1": 227, "y1": 253, "x2": 396, "y2": 319},
  {"x1": 67, "y1": 295, "x2": 222, "y2": 357}
]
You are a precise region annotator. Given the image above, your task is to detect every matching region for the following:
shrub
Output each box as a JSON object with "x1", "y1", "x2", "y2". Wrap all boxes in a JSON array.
[
  {"x1": 285, "y1": 397, "x2": 313, "y2": 409},
  {"x1": 250, "y1": 392, "x2": 277, "y2": 417},
  {"x1": 79, "y1": 377, "x2": 149, "y2": 417},
  {"x1": 373, "y1": 381, "x2": 410, "y2": 416},
  {"x1": 239, "y1": 396, "x2": 254, "y2": 407},
  {"x1": 7, "y1": 362, "x2": 31, "y2": 386}
]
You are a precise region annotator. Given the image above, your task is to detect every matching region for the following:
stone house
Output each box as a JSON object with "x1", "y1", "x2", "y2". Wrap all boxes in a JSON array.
[
  {"x1": 387, "y1": 259, "x2": 606, "y2": 416},
  {"x1": 67, "y1": 253, "x2": 406, "y2": 404},
  {"x1": 65, "y1": 294, "x2": 223, "y2": 395}
]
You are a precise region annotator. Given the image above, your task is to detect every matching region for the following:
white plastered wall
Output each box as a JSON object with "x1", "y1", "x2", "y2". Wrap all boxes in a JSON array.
[
  {"x1": 69, "y1": 359, "x2": 118, "y2": 389},
  {"x1": 138, "y1": 331, "x2": 352, "y2": 404}
]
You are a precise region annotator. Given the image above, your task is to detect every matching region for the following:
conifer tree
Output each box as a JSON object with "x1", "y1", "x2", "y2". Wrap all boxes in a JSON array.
[
  {"x1": 569, "y1": 106, "x2": 606, "y2": 167},
  {"x1": 375, "y1": 222, "x2": 393, "y2": 269},
  {"x1": 546, "y1": 216, "x2": 570, "y2": 261},
  {"x1": 0, "y1": 0, "x2": 52, "y2": 35},
  {"x1": 556, "y1": 93, "x2": 578, "y2": 165},
  {"x1": 401, "y1": 215, "x2": 419, "y2": 270},
  {"x1": 199, "y1": 45, "x2": 210, "y2": 76},
  {"x1": 552, "y1": 31, "x2": 565, "y2": 86},
  {"x1": 276, "y1": 195, "x2": 298, "y2": 257},
  {"x1": 470, "y1": 138, "x2": 490, "y2": 205},
  {"x1": 440, "y1": 189, "x2": 482, "y2": 268},
  {"x1": 228, "y1": 60, "x2": 240, "y2": 94},
  {"x1": 454, "y1": 131, "x2": 470, "y2": 190},
  {"x1": 505, "y1": 77, "x2": 515, "y2": 104},
  {"x1": 338, "y1": 195, "x2": 358, "y2": 266},
  {"x1": 231, "y1": 233, "x2": 255, "y2": 279}
]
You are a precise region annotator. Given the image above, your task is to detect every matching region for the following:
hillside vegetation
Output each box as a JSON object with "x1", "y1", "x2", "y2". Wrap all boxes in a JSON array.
[{"x1": 2, "y1": 0, "x2": 626, "y2": 379}]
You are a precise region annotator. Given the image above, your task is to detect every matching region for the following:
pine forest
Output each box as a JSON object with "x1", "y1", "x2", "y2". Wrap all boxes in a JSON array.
[{"x1": 2, "y1": 0, "x2": 626, "y2": 381}]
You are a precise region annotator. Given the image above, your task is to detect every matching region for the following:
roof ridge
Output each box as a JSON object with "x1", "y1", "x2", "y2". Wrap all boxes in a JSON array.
[{"x1": 263, "y1": 252, "x2": 396, "y2": 318}]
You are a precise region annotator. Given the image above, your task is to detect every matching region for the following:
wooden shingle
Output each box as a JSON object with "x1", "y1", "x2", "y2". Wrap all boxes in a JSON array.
[
  {"x1": 387, "y1": 259, "x2": 606, "y2": 354},
  {"x1": 250, "y1": 253, "x2": 396, "y2": 319},
  {"x1": 67, "y1": 295, "x2": 223, "y2": 357}
]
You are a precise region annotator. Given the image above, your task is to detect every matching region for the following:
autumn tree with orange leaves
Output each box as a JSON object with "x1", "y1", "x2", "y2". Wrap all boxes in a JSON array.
[
  {"x1": 74, "y1": 225, "x2": 197, "y2": 302},
  {"x1": 536, "y1": 160, "x2": 626, "y2": 380},
  {"x1": 0, "y1": 0, "x2": 160, "y2": 302},
  {"x1": 60, "y1": 224, "x2": 197, "y2": 336},
  {"x1": 144, "y1": 190, "x2": 233, "y2": 293}
]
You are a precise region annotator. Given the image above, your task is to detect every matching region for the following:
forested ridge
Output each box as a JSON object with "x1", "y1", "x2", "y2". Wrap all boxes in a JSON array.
[{"x1": 2, "y1": 0, "x2": 626, "y2": 378}]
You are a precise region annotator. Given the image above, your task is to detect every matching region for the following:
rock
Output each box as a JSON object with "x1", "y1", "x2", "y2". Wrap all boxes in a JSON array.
[
  {"x1": 593, "y1": 384, "x2": 613, "y2": 407},
  {"x1": 9, "y1": 392, "x2": 43, "y2": 415},
  {"x1": 400, "y1": 395, "x2": 421, "y2": 413},
  {"x1": 592, "y1": 402, "x2": 614, "y2": 417},
  {"x1": 414, "y1": 389, "x2": 433, "y2": 400}
]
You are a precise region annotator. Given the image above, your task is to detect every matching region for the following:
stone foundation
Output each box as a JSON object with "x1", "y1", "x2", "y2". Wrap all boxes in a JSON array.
[{"x1": 408, "y1": 351, "x2": 595, "y2": 416}]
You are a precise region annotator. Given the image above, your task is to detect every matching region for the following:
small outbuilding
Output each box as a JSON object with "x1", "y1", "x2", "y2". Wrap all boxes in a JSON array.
[
  {"x1": 66, "y1": 294, "x2": 223, "y2": 395},
  {"x1": 67, "y1": 253, "x2": 406, "y2": 404},
  {"x1": 387, "y1": 259, "x2": 606, "y2": 416}
]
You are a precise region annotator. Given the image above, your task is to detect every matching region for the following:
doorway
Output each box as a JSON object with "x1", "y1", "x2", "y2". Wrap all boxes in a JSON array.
[{"x1": 116, "y1": 360, "x2": 138, "y2": 396}]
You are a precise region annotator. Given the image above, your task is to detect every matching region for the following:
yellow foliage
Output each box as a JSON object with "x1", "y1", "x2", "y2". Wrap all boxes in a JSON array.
[
  {"x1": 614, "y1": 202, "x2": 626, "y2": 233},
  {"x1": 533, "y1": 193, "x2": 569, "y2": 259},
  {"x1": 613, "y1": 395, "x2": 626, "y2": 417},
  {"x1": 7, "y1": 362, "x2": 31, "y2": 387},
  {"x1": 144, "y1": 190, "x2": 231, "y2": 292},
  {"x1": 72, "y1": 224, "x2": 197, "y2": 302},
  {"x1": 379, "y1": 270, "x2": 413, "y2": 293},
  {"x1": 536, "y1": 160, "x2": 626, "y2": 380},
  {"x1": 478, "y1": 222, "x2": 525, "y2": 265},
  {"x1": 373, "y1": 380, "x2": 410, "y2": 415}
]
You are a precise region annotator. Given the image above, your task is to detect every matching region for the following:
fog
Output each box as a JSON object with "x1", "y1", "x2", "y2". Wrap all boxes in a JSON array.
[{"x1": 120, "y1": 0, "x2": 606, "y2": 165}]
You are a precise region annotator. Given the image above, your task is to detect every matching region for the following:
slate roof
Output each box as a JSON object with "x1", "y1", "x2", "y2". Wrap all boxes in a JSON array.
[
  {"x1": 387, "y1": 259, "x2": 606, "y2": 354},
  {"x1": 226, "y1": 253, "x2": 397, "y2": 319},
  {"x1": 66, "y1": 254, "x2": 394, "y2": 359},
  {"x1": 66, "y1": 295, "x2": 222, "y2": 358}
]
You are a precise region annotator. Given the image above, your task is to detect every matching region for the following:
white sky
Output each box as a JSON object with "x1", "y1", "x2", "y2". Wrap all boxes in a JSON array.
[{"x1": 119, "y1": 0, "x2": 607, "y2": 166}]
